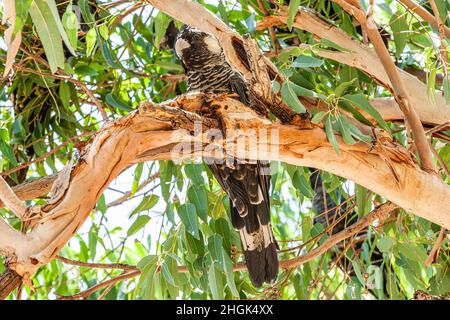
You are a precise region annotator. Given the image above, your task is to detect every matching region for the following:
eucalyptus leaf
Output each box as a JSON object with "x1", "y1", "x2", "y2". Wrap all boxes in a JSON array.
[
  {"x1": 29, "y1": 0, "x2": 66, "y2": 73},
  {"x1": 178, "y1": 203, "x2": 200, "y2": 240}
]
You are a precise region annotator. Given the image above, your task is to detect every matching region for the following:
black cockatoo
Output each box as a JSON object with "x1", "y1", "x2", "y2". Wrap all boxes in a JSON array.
[{"x1": 174, "y1": 26, "x2": 279, "y2": 287}]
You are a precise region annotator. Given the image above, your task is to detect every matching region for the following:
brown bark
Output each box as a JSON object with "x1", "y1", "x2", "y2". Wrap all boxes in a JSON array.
[
  {"x1": 0, "y1": 94, "x2": 449, "y2": 299},
  {"x1": 0, "y1": 268, "x2": 22, "y2": 300}
]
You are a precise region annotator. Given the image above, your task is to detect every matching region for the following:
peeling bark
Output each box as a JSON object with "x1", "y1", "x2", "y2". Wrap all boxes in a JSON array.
[
  {"x1": 0, "y1": 94, "x2": 449, "y2": 294},
  {"x1": 0, "y1": 268, "x2": 21, "y2": 300},
  {"x1": 1, "y1": 0, "x2": 449, "y2": 299}
]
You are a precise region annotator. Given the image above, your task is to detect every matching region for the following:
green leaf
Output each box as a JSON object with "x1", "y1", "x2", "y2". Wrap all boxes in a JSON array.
[
  {"x1": 127, "y1": 215, "x2": 151, "y2": 236},
  {"x1": 214, "y1": 218, "x2": 231, "y2": 251},
  {"x1": 154, "y1": 61, "x2": 184, "y2": 73},
  {"x1": 390, "y1": 11, "x2": 408, "y2": 59},
  {"x1": 344, "y1": 94, "x2": 389, "y2": 130},
  {"x1": 209, "y1": 192, "x2": 226, "y2": 220},
  {"x1": 88, "y1": 225, "x2": 98, "y2": 259},
  {"x1": 311, "y1": 111, "x2": 326, "y2": 124},
  {"x1": 218, "y1": 1, "x2": 229, "y2": 25},
  {"x1": 12, "y1": 116, "x2": 25, "y2": 139},
  {"x1": 377, "y1": 236, "x2": 395, "y2": 253},
  {"x1": 281, "y1": 80, "x2": 306, "y2": 113},
  {"x1": 102, "y1": 43, "x2": 122, "y2": 69},
  {"x1": 223, "y1": 250, "x2": 239, "y2": 297},
  {"x1": 96, "y1": 194, "x2": 107, "y2": 214},
  {"x1": 79, "y1": 0, "x2": 95, "y2": 27},
  {"x1": 352, "y1": 260, "x2": 365, "y2": 286},
  {"x1": 185, "y1": 164, "x2": 205, "y2": 185},
  {"x1": 355, "y1": 184, "x2": 370, "y2": 217},
  {"x1": 131, "y1": 195, "x2": 159, "y2": 216},
  {"x1": 310, "y1": 222, "x2": 324, "y2": 238},
  {"x1": 131, "y1": 163, "x2": 144, "y2": 194},
  {"x1": 325, "y1": 115, "x2": 340, "y2": 154},
  {"x1": 46, "y1": 0, "x2": 77, "y2": 56},
  {"x1": 154, "y1": 12, "x2": 171, "y2": 49},
  {"x1": 98, "y1": 24, "x2": 109, "y2": 40},
  {"x1": 272, "y1": 80, "x2": 281, "y2": 94},
  {"x1": 292, "y1": 55, "x2": 324, "y2": 68},
  {"x1": 161, "y1": 257, "x2": 177, "y2": 287},
  {"x1": 137, "y1": 254, "x2": 158, "y2": 271},
  {"x1": 208, "y1": 235, "x2": 225, "y2": 271},
  {"x1": 178, "y1": 203, "x2": 200, "y2": 240},
  {"x1": 59, "y1": 81, "x2": 71, "y2": 109},
  {"x1": 208, "y1": 263, "x2": 224, "y2": 300},
  {"x1": 337, "y1": 115, "x2": 356, "y2": 145},
  {"x1": 335, "y1": 79, "x2": 357, "y2": 98},
  {"x1": 105, "y1": 93, "x2": 132, "y2": 111},
  {"x1": 13, "y1": 0, "x2": 32, "y2": 37},
  {"x1": 184, "y1": 229, "x2": 205, "y2": 256},
  {"x1": 0, "y1": 139, "x2": 18, "y2": 166},
  {"x1": 136, "y1": 255, "x2": 158, "y2": 299},
  {"x1": 292, "y1": 169, "x2": 315, "y2": 198},
  {"x1": 86, "y1": 28, "x2": 97, "y2": 56},
  {"x1": 287, "y1": 0, "x2": 300, "y2": 30},
  {"x1": 348, "y1": 124, "x2": 373, "y2": 143},
  {"x1": 29, "y1": 0, "x2": 66, "y2": 73},
  {"x1": 187, "y1": 184, "x2": 208, "y2": 222},
  {"x1": 287, "y1": 80, "x2": 327, "y2": 100},
  {"x1": 159, "y1": 161, "x2": 173, "y2": 201},
  {"x1": 62, "y1": 4, "x2": 79, "y2": 50},
  {"x1": 394, "y1": 242, "x2": 427, "y2": 263},
  {"x1": 443, "y1": 76, "x2": 450, "y2": 105}
]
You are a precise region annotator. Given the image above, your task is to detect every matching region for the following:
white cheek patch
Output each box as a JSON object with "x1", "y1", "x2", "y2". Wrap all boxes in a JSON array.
[
  {"x1": 175, "y1": 38, "x2": 191, "y2": 57},
  {"x1": 203, "y1": 36, "x2": 222, "y2": 55}
]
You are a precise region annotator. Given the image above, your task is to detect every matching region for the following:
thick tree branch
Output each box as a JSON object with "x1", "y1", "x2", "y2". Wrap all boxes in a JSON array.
[
  {"x1": 0, "y1": 176, "x2": 28, "y2": 219},
  {"x1": 262, "y1": 3, "x2": 438, "y2": 172},
  {"x1": 361, "y1": 0, "x2": 437, "y2": 172},
  {"x1": 280, "y1": 202, "x2": 397, "y2": 268},
  {"x1": 0, "y1": 174, "x2": 57, "y2": 209},
  {"x1": 1, "y1": 93, "x2": 448, "y2": 291},
  {"x1": 370, "y1": 97, "x2": 449, "y2": 126},
  {"x1": 1, "y1": 0, "x2": 446, "y2": 300},
  {"x1": 258, "y1": 8, "x2": 449, "y2": 127},
  {"x1": 0, "y1": 269, "x2": 22, "y2": 300}
]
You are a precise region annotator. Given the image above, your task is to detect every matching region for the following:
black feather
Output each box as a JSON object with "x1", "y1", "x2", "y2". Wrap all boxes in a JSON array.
[{"x1": 175, "y1": 26, "x2": 278, "y2": 287}]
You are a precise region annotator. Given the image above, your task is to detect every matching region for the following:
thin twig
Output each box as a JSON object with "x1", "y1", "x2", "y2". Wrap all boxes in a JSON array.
[
  {"x1": 1, "y1": 131, "x2": 96, "y2": 177},
  {"x1": 428, "y1": 0, "x2": 448, "y2": 76},
  {"x1": 56, "y1": 256, "x2": 137, "y2": 271},
  {"x1": 424, "y1": 228, "x2": 446, "y2": 267},
  {"x1": 280, "y1": 202, "x2": 398, "y2": 269},
  {"x1": 12, "y1": 64, "x2": 108, "y2": 123},
  {"x1": 57, "y1": 202, "x2": 397, "y2": 299},
  {"x1": 426, "y1": 121, "x2": 450, "y2": 135},
  {"x1": 106, "y1": 172, "x2": 160, "y2": 207},
  {"x1": 58, "y1": 271, "x2": 140, "y2": 300},
  {"x1": 399, "y1": 0, "x2": 450, "y2": 38},
  {"x1": 256, "y1": 0, "x2": 282, "y2": 53}
]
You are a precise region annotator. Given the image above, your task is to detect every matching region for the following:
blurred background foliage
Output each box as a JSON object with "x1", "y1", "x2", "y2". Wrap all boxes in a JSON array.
[{"x1": 0, "y1": 0, "x2": 449, "y2": 300}]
